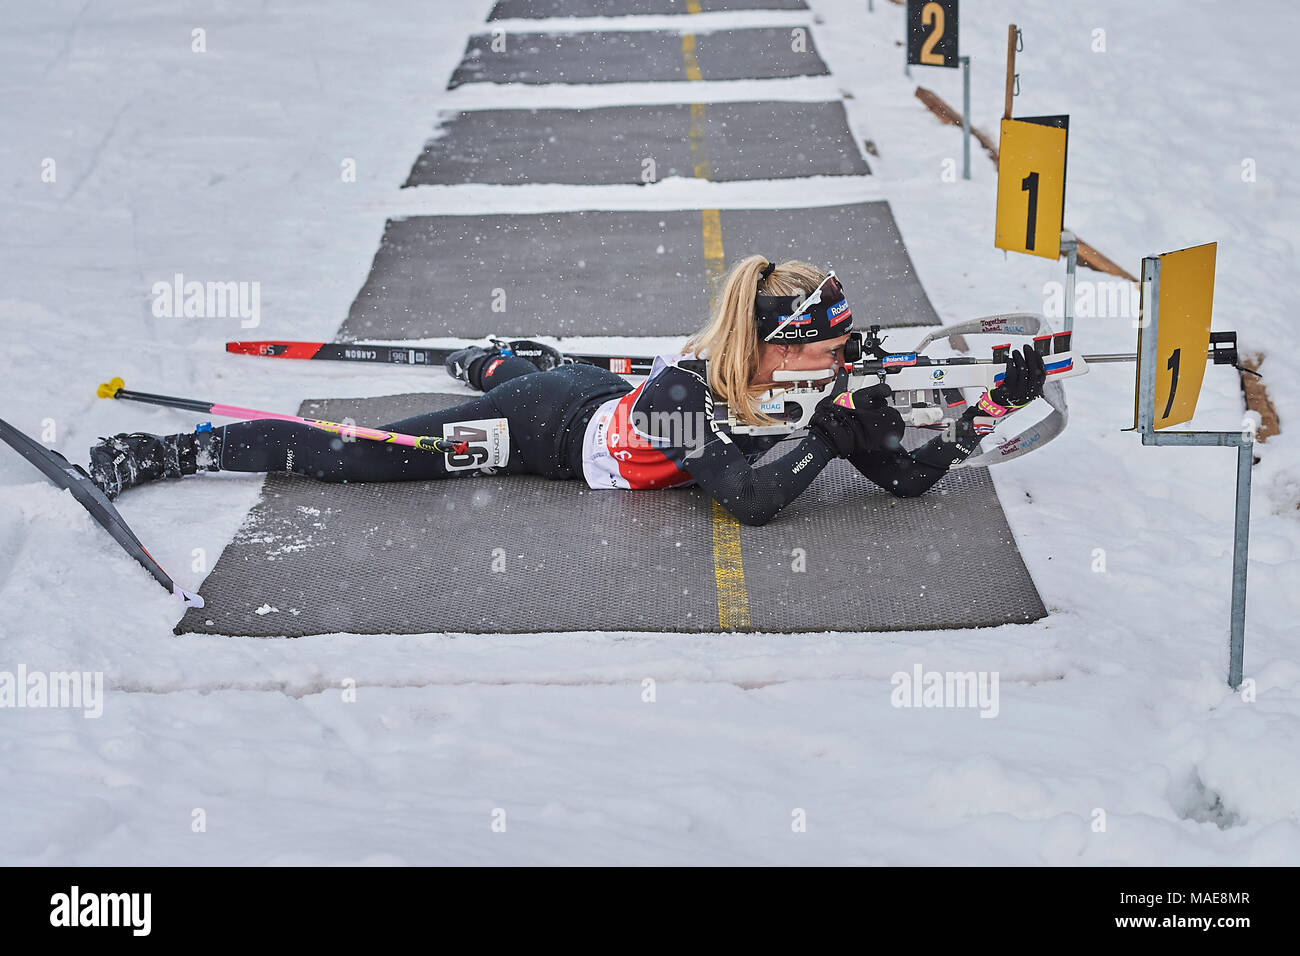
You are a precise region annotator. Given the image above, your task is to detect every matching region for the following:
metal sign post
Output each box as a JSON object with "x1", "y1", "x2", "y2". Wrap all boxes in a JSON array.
[
  {"x1": 1135, "y1": 247, "x2": 1252, "y2": 688},
  {"x1": 960, "y1": 54, "x2": 971, "y2": 179},
  {"x1": 1060, "y1": 231, "x2": 1077, "y2": 336}
]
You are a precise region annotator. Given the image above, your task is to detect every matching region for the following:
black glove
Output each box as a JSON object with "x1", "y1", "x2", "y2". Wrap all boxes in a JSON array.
[
  {"x1": 986, "y1": 345, "x2": 1047, "y2": 412},
  {"x1": 853, "y1": 384, "x2": 906, "y2": 451},
  {"x1": 808, "y1": 373, "x2": 906, "y2": 458}
]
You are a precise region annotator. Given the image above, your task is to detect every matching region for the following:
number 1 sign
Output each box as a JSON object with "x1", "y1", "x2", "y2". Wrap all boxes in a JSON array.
[
  {"x1": 1135, "y1": 243, "x2": 1218, "y2": 430},
  {"x1": 995, "y1": 115, "x2": 1068, "y2": 260}
]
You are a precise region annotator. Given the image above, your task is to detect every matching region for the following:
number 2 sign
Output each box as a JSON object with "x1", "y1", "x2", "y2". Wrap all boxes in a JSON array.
[{"x1": 907, "y1": 0, "x2": 959, "y2": 68}]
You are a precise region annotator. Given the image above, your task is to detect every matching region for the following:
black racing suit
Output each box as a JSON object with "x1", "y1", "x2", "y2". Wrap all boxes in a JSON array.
[{"x1": 215, "y1": 354, "x2": 980, "y2": 526}]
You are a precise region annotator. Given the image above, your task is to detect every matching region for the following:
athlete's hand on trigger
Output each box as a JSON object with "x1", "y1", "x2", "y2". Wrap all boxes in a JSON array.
[
  {"x1": 809, "y1": 372, "x2": 905, "y2": 457},
  {"x1": 836, "y1": 383, "x2": 905, "y2": 451},
  {"x1": 856, "y1": 381, "x2": 894, "y2": 409},
  {"x1": 808, "y1": 370, "x2": 857, "y2": 457}
]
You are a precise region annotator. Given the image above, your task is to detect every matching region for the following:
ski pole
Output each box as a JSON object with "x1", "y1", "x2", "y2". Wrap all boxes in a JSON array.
[{"x1": 95, "y1": 377, "x2": 467, "y2": 455}]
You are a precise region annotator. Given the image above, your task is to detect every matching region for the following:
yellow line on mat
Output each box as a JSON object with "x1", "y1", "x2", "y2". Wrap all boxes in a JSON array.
[
  {"x1": 681, "y1": 33, "x2": 703, "y2": 82},
  {"x1": 700, "y1": 208, "x2": 725, "y2": 309},
  {"x1": 712, "y1": 501, "x2": 752, "y2": 630},
  {"x1": 680, "y1": 29, "x2": 750, "y2": 630},
  {"x1": 680, "y1": 32, "x2": 710, "y2": 178},
  {"x1": 683, "y1": 41, "x2": 722, "y2": 299},
  {"x1": 688, "y1": 103, "x2": 712, "y2": 180}
]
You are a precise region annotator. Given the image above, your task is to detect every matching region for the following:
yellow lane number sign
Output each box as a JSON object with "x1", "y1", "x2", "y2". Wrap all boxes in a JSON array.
[
  {"x1": 1136, "y1": 242, "x2": 1217, "y2": 429},
  {"x1": 995, "y1": 116, "x2": 1068, "y2": 260}
]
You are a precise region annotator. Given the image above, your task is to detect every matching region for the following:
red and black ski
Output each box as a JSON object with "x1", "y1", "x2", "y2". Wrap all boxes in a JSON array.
[{"x1": 226, "y1": 340, "x2": 657, "y2": 376}]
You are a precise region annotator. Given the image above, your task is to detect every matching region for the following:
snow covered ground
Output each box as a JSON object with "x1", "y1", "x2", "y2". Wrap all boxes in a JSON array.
[{"x1": 0, "y1": 0, "x2": 1297, "y2": 864}]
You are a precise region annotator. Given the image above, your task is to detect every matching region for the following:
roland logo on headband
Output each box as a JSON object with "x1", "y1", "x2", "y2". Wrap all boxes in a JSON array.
[{"x1": 755, "y1": 271, "x2": 853, "y2": 341}]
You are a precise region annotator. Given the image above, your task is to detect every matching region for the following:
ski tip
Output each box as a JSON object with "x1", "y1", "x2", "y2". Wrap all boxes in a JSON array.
[
  {"x1": 96, "y1": 377, "x2": 125, "y2": 399},
  {"x1": 173, "y1": 584, "x2": 205, "y2": 609}
]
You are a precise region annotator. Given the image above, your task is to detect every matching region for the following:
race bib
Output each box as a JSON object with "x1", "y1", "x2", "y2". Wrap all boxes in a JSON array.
[{"x1": 442, "y1": 417, "x2": 510, "y2": 471}]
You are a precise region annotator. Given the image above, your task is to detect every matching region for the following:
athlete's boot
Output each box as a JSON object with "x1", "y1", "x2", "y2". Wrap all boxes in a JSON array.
[
  {"x1": 88, "y1": 428, "x2": 222, "y2": 499},
  {"x1": 445, "y1": 339, "x2": 569, "y2": 391},
  {"x1": 444, "y1": 345, "x2": 495, "y2": 388},
  {"x1": 487, "y1": 338, "x2": 569, "y2": 372}
]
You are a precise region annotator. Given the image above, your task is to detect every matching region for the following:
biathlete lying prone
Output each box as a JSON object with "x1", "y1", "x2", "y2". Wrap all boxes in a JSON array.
[{"x1": 89, "y1": 255, "x2": 1046, "y2": 526}]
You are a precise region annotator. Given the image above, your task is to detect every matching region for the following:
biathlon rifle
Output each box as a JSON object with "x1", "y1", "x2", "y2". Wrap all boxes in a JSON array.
[{"x1": 708, "y1": 312, "x2": 1244, "y2": 468}]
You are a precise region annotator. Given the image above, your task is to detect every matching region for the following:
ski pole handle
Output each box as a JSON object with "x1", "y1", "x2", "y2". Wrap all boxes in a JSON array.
[{"x1": 415, "y1": 436, "x2": 461, "y2": 454}]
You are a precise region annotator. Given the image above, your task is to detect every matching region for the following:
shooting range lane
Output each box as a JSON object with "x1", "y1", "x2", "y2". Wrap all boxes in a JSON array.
[
  {"x1": 177, "y1": 395, "x2": 1044, "y2": 637},
  {"x1": 337, "y1": 204, "x2": 938, "y2": 340},
  {"x1": 403, "y1": 101, "x2": 869, "y2": 186},
  {"x1": 449, "y1": 29, "x2": 829, "y2": 87},
  {"x1": 488, "y1": 0, "x2": 808, "y2": 18},
  {"x1": 180, "y1": 3, "x2": 1049, "y2": 637}
]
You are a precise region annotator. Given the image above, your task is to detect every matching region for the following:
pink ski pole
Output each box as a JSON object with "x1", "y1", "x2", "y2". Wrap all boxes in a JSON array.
[{"x1": 95, "y1": 377, "x2": 467, "y2": 455}]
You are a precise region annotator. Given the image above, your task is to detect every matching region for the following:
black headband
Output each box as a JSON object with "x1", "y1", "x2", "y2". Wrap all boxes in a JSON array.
[{"x1": 754, "y1": 272, "x2": 852, "y2": 342}]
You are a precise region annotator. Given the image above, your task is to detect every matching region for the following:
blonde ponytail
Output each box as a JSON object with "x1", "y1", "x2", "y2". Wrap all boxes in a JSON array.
[{"x1": 683, "y1": 255, "x2": 828, "y2": 425}]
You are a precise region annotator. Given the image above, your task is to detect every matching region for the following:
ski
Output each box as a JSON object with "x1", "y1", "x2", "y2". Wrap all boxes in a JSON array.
[
  {"x1": 0, "y1": 417, "x2": 204, "y2": 607},
  {"x1": 227, "y1": 339, "x2": 658, "y2": 376}
]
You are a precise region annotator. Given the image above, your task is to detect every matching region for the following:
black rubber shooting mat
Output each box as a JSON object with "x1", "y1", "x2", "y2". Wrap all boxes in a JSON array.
[
  {"x1": 403, "y1": 101, "x2": 868, "y2": 186},
  {"x1": 489, "y1": 0, "x2": 809, "y2": 17},
  {"x1": 449, "y1": 29, "x2": 829, "y2": 87},
  {"x1": 176, "y1": 394, "x2": 1046, "y2": 637},
  {"x1": 338, "y1": 203, "x2": 938, "y2": 340}
]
